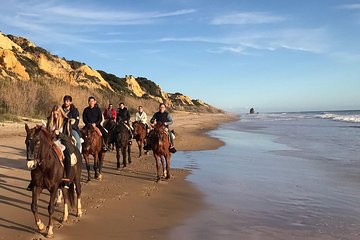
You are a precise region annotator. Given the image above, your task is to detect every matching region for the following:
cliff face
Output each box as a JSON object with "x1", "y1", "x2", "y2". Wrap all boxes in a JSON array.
[
  {"x1": 0, "y1": 31, "x2": 221, "y2": 113},
  {"x1": 0, "y1": 32, "x2": 113, "y2": 91}
]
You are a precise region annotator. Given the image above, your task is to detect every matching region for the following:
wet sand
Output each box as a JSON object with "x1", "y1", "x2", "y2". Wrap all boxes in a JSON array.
[{"x1": 0, "y1": 112, "x2": 235, "y2": 240}]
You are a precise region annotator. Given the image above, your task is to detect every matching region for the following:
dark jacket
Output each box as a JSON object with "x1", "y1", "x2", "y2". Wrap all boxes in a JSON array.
[
  {"x1": 83, "y1": 106, "x2": 103, "y2": 127},
  {"x1": 116, "y1": 107, "x2": 130, "y2": 123},
  {"x1": 150, "y1": 111, "x2": 173, "y2": 127},
  {"x1": 63, "y1": 104, "x2": 80, "y2": 134}
]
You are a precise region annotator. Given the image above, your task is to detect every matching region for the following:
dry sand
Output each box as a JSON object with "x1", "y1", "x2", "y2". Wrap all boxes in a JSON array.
[{"x1": 0, "y1": 112, "x2": 236, "y2": 240}]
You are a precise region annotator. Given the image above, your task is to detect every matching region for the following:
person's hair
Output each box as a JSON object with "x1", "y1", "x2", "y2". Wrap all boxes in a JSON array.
[
  {"x1": 139, "y1": 106, "x2": 143, "y2": 108},
  {"x1": 47, "y1": 105, "x2": 68, "y2": 131},
  {"x1": 63, "y1": 95, "x2": 72, "y2": 102},
  {"x1": 88, "y1": 96, "x2": 96, "y2": 102},
  {"x1": 119, "y1": 102, "x2": 125, "y2": 105},
  {"x1": 109, "y1": 103, "x2": 113, "y2": 107},
  {"x1": 159, "y1": 103, "x2": 166, "y2": 108}
]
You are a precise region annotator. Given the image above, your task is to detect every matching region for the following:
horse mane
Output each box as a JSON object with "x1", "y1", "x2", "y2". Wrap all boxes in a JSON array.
[{"x1": 39, "y1": 127, "x2": 53, "y2": 144}]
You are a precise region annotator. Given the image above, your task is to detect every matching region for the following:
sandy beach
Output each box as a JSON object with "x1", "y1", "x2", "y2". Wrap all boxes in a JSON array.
[{"x1": 0, "y1": 112, "x2": 236, "y2": 240}]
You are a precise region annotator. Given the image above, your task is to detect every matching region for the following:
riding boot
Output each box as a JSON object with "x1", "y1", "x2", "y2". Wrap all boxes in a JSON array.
[
  {"x1": 62, "y1": 148, "x2": 72, "y2": 189},
  {"x1": 169, "y1": 132, "x2": 177, "y2": 153}
]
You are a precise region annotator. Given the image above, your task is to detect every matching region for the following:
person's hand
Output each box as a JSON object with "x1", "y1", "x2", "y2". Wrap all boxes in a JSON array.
[
  {"x1": 55, "y1": 130, "x2": 60, "y2": 135},
  {"x1": 92, "y1": 123, "x2": 96, "y2": 127}
]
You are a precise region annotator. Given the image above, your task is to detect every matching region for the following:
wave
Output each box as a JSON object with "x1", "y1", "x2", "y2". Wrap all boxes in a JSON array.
[
  {"x1": 242, "y1": 111, "x2": 360, "y2": 123},
  {"x1": 315, "y1": 113, "x2": 360, "y2": 123}
]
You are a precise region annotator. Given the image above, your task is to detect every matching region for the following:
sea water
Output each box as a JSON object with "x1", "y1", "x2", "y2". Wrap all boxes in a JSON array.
[{"x1": 170, "y1": 110, "x2": 360, "y2": 240}]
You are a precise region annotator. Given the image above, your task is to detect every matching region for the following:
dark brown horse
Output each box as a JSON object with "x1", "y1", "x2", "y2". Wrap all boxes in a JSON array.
[
  {"x1": 25, "y1": 124, "x2": 82, "y2": 238},
  {"x1": 104, "y1": 119, "x2": 116, "y2": 151},
  {"x1": 148, "y1": 122, "x2": 172, "y2": 182},
  {"x1": 81, "y1": 125, "x2": 105, "y2": 181},
  {"x1": 132, "y1": 121, "x2": 148, "y2": 157},
  {"x1": 113, "y1": 123, "x2": 132, "y2": 169}
]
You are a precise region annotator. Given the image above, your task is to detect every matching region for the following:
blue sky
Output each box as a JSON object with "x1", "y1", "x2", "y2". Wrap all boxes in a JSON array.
[{"x1": 1, "y1": 0, "x2": 360, "y2": 112}]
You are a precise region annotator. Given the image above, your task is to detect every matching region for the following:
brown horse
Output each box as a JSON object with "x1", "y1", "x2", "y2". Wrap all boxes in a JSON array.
[
  {"x1": 132, "y1": 121, "x2": 148, "y2": 157},
  {"x1": 25, "y1": 124, "x2": 82, "y2": 238},
  {"x1": 81, "y1": 125, "x2": 105, "y2": 181},
  {"x1": 148, "y1": 122, "x2": 172, "y2": 182}
]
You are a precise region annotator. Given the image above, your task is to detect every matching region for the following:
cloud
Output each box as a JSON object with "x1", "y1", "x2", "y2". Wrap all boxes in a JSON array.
[
  {"x1": 211, "y1": 12, "x2": 286, "y2": 25},
  {"x1": 338, "y1": 4, "x2": 360, "y2": 10},
  {"x1": 43, "y1": 6, "x2": 196, "y2": 25},
  {"x1": 160, "y1": 28, "x2": 329, "y2": 54}
]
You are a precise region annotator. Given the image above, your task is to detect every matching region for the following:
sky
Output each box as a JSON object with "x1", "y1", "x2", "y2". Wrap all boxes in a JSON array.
[{"x1": 0, "y1": 0, "x2": 360, "y2": 112}]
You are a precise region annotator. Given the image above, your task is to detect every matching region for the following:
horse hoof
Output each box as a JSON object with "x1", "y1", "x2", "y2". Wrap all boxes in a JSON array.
[
  {"x1": 77, "y1": 213, "x2": 82, "y2": 218},
  {"x1": 96, "y1": 174, "x2": 103, "y2": 181},
  {"x1": 46, "y1": 233, "x2": 54, "y2": 238},
  {"x1": 156, "y1": 177, "x2": 161, "y2": 182},
  {"x1": 86, "y1": 179, "x2": 91, "y2": 183},
  {"x1": 165, "y1": 175, "x2": 171, "y2": 180}
]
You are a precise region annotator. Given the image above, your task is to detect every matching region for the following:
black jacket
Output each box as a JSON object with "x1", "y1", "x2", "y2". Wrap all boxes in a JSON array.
[
  {"x1": 117, "y1": 107, "x2": 130, "y2": 123},
  {"x1": 150, "y1": 111, "x2": 173, "y2": 127},
  {"x1": 63, "y1": 104, "x2": 80, "y2": 134},
  {"x1": 83, "y1": 106, "x2": 103, "y2": 127}
]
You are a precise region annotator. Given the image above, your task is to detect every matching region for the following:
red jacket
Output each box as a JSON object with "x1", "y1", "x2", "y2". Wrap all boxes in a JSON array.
[{"x1": 104, "y1": 108, "x2": 116, "y2": 120}]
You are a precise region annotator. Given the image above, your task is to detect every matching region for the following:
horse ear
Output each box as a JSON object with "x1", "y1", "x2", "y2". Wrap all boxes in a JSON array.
[
  {"x1": 25, "y1": 123, "x2": 30, "y2": 133},
  {"x1": 35, "y1": 124, "x2": 43, "y2": 130}
]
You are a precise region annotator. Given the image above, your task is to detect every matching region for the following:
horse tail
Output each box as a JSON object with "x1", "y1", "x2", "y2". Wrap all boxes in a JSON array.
[{"x1": 62, "y1": 183, "x2": 76, "y2": 208}]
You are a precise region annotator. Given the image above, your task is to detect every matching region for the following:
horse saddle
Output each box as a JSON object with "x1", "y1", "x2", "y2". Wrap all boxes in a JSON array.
[{"x1": 52, "y1": 141, "x2": 77, "y2": 166}]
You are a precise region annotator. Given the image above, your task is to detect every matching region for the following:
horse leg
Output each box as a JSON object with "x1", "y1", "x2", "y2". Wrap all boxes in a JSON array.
[
  {"x1": 165, "y1": 153, "x2": 171, "y2": 179},
  {"x1": 46, "y1": 188, "x2": 58, "y2": 238},
  {"x1": 122, "y1": 146, "x2": 127, "y2": 167},
  {"x1": 32, "y1": 186, "x2": 46, "y2": 233},
  {"x1": 154, "y1": 154, "x2": 161, "y2": 182},
  {"x1": 62, "y1": 189, "x2": 69, "y2": 223},
  {"x1": 84, "y1": 154, "x2": 91, "y2": 182},
  {"x1": 116, "y1": 146, "x2": 121, "y2": 169},
  {"x1": 75, "y1": 175, "x2": 82, "y2": 218},
  {"x1": 160, "y1": 156, "x2": 166, "y2": 178},
  {"x1": 97, "y1": 152, "x2": 104, "y2": 180},
  {"x1": 127, "y1": 144, "x2": 132, "y2": 164},
  {"x1": 137, "y1": 140, "x2": 142, "y2": 157},
  {"x1": 94, "y1": 153, "x2": 99, "y2": 180}
]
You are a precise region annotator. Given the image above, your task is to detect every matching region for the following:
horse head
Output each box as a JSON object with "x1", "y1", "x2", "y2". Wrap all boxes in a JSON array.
[
  {"x1": 133, "y1": 121, "x2": 146, "y2": 135},
  {"x1": 25, "y1": 124, "x2": 41, "y2": 162},
  {"x1": 25, "y1": 124, "x2": 53, "y2": 169}
]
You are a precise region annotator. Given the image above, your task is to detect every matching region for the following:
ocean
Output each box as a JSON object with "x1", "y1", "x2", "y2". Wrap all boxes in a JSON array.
[{"x1": 170, "y1": 110, "x2": 360, "y2": 240}]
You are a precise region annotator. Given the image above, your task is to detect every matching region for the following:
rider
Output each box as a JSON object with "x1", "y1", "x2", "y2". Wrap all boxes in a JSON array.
[
  {"x1": 82, "y1": 96, "x2": 108, "y2": 151},
  {"x1": 135, "y1": 106, "x2": 148, "y2": 131},
  {"x1": 62, "y1": 95, "x2": 81, "y2": 151},
  {"x1": 104, "y1": 103, "x2": 116, "y2": 123},
  {"x1": 47, "y1": 105, "x2": 73, "y2": 189},
  {"x1": 144, "y1": 103, "x2": 177, "y2": 153},
  {"x1": 116, "y1": 102, "x2": 133, "y2": 144}
]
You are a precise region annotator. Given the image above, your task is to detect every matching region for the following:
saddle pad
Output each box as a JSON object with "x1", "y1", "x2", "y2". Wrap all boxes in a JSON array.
[
  {"x1": 94, "y1": 127, "x2": 102, "y2": 137},
  {"x1": 70, "y1": 153, "x2": 77, "y2": 166},
  {"x1": 52, "y1": 143, "x2": 64, "y2": 161}
]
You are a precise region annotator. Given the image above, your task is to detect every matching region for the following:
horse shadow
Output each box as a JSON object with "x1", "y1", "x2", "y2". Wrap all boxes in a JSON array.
[{"x1": 0, "y1": 217, "x2": 35, "y2": 234}]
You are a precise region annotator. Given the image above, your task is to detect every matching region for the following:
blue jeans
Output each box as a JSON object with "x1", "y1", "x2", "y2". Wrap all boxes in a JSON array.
[{"x1": 72, "y1": 130, "x2": 81, "y2": 151}]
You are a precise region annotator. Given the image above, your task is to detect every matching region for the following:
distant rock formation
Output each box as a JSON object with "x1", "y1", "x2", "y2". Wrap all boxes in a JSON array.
[
  {"x1": 250, "y1": 108, "x2": 255, "y2": 114},
  {"x1": 0, "y1": 31, "x2": 221, "y2": 113}
]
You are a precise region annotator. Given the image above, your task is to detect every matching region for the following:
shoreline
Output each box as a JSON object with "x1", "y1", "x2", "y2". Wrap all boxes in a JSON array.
[{"x1": 0, "y1": 111, "x2": 238, "y2": 240}]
